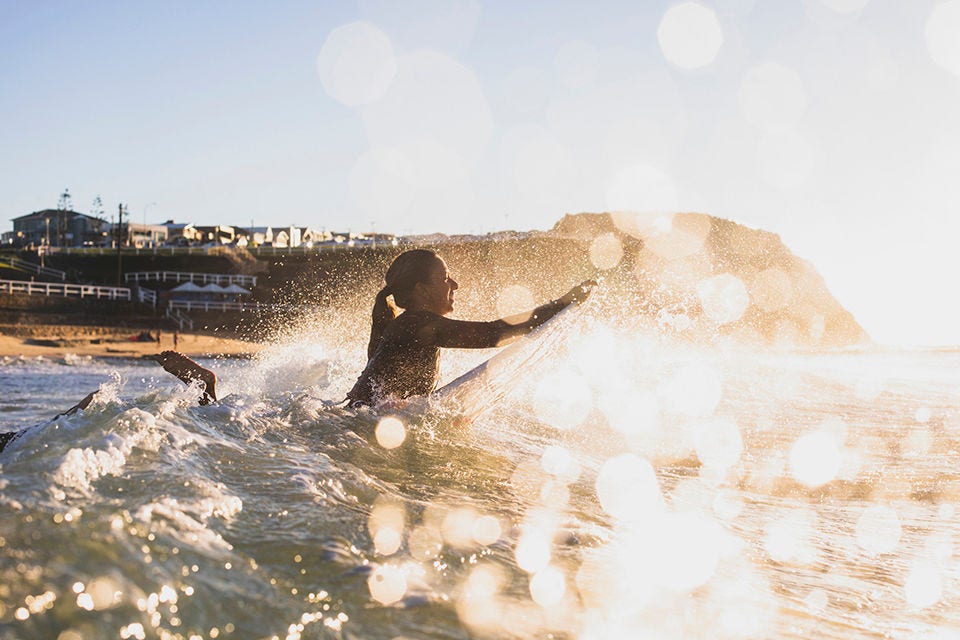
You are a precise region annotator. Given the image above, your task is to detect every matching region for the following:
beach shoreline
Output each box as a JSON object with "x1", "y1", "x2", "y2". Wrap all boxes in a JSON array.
[{"x1": 0, "y1": 326, "x2": 262, "y2": 359}]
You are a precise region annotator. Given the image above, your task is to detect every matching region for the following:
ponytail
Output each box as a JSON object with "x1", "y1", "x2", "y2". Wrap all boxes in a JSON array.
[
  {"x1": 367, "y1": 286, "x2": 398, "y2": 360},
  {"x1": 365, "y1": 249, "x2": 441, "y2": 360}
]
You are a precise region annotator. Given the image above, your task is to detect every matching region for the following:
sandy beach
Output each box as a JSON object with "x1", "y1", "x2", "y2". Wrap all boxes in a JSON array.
[{"x1": 0, "y1": 325, "x2": 262, "y2": 359}]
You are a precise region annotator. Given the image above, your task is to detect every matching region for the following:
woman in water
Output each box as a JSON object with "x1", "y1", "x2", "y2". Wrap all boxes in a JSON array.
[{"x1": 347, "y1": 249, "x2": 594, "y2": 407}]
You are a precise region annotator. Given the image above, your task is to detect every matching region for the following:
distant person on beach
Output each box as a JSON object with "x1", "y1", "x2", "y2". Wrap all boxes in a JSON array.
[
  {"x1": 346, "y1": 249, "x2": 595, "y2": 407},
  {"x1": 0, "y1": 351, "x2": 217, "y2": 454}
]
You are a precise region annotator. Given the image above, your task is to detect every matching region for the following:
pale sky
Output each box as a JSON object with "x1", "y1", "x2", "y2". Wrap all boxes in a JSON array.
[{"x1": 2, "y1": 0, "x2": 960, "y2": 347}]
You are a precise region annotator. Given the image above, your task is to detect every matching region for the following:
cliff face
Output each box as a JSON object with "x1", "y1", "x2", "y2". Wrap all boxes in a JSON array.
[{"x1": 280, "y1": 211, "x2": 866, "y2": 349}]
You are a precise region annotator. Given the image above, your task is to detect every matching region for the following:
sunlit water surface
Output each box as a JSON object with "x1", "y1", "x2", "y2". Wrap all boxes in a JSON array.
[{"x1": 1, "y1": 328, "x2": 960, "y2": 640}]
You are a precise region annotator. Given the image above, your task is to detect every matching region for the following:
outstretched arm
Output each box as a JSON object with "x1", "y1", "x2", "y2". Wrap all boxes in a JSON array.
[
  {"x1": 144, "y1": 351, "x2": 218, "y2": 405},
  {"x1": 425, "y1": 280, "x2": 597, "y2": 349}
]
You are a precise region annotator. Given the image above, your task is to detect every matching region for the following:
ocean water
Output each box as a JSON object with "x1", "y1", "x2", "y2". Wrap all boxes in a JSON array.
[{"x1": 1, "y1": 318, "x2": 960, "y2": 640}]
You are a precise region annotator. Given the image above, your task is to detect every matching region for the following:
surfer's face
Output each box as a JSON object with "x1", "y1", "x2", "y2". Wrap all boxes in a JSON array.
[{"x1": 417, "y1": 258, "x2": 458, "y2": 315}]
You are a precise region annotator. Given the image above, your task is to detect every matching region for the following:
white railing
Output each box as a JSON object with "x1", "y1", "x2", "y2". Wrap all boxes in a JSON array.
[
  {"x1": 138, "y1": 287, "x2": 157, "y2": 307},
  {"x1": 167, "y1": 300, "x2": 296, "y2": 313},
  {"x1": 8, "y1": 257, "x2": 67, "y2": 281},
  {"x1": 166, "y1": 306, "x2": 194, "y2": 331},
  {"x1": 0, "y1": 279, "x2": 131, "y2": 300},
  {"x1": 125, "y1": 271, "x2": 258, "y2": 287}
]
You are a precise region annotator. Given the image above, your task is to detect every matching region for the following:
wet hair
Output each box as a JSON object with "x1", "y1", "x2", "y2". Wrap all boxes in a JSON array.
[{"x1": 366, "y1": 249, "x2": 442, "y2": 360}]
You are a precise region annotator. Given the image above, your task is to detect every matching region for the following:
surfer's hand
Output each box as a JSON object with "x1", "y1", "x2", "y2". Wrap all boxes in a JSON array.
[{"x1": 560, "y1": 280, "x2": 597, "y2": 306}]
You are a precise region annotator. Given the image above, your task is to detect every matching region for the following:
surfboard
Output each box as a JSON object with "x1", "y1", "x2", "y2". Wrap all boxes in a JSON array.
[{"x1": 433, "y1": 303, "x2": 581, "y2": 424}]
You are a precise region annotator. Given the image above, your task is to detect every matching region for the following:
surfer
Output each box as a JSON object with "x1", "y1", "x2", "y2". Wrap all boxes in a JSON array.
[
  {"x1": 0, "y1": 351, "x2": 218, "y2": 453},
  {"x1": 347, "y1": 249, "x2": 595, "y2": 407}
]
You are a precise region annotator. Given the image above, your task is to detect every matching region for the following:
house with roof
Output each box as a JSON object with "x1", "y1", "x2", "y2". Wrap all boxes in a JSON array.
[{"x1": 11, "y1": 209, "x2": 111, "y2": 247}]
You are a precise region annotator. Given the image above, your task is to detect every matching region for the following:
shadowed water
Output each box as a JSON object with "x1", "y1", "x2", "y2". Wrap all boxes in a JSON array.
[{"x1": 1, "y1": 325, "x2": 959, "y2": 639}]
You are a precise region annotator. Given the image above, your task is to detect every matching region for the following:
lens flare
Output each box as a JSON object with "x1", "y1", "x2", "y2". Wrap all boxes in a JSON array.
[
  {"x1": 904, "y1": 563, "x2": 943, "y2": 608},
  {"x1": 789, "y1": 431, "x2": 842, "y2": 487},
  {"x1": 367, "y1": 564, "x2": 407, "y2": 605},
  {"x1": 316, "y1": 22, "x2": 396, "y2": 107},
  {"x1": 375, "y1": 416, "x2": 406, "y2": 449},
  {"x1": 595, "y1": 454, "x2": 664, "y2": 521},
  {"x1": 473, "y1": 515, "x2": 502, "y2": 546},
  {"x1": 515, "y1": 529, "x2": 552, "y2": 573},
  {"x1": 764, "y1": 510, "x2": 818, "y2": 564},
  {"x1": 589, "y1": 233, "x2": 624, "y2": 271},
  {"x1": 529, "y1": 565, "x2": 566, "y2": 606},
  {"x1": 693, "y1": 419, "x2": 744, "y2": 471},
  {"x1": 660, "y1": 361, "x2": 722, "y2": 418},
  {"x1": 855, "y1": 505, "x2": 902, "y2": 555},
  {"x1": 497, "y1": 285, "x2": 536, "y2": 325},
  {"x1": 697, "y1": 274, "x2": 750, "y2": 325},
  {"x1": 443, "y1": 508, "x2": 481, "y2": 550},
  {"x1": 656, "y1": 511, "x2": 724, "y2": 591},
  {"x1": 644, "y1": 214, "x2": 712, "y2": 261},
  {"x1": 657, "y1": 2, "x2": 725, "y2": 70},
  {"x1": 532, "y1": 369, "x2": 592, "y2": 430},
  {"x1": 927, "y1": 1, "x2": 960, "y2": 78},
  {"x1": 369, "y1": 498, "x2": 406, "y2": 556},
  {"x1": 541, "y1": 445, "x2": 581, "y2": 483}
]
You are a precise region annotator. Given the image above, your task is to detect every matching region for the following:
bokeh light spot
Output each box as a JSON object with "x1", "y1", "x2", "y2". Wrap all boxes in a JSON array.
[
  {"x1": 497, "y1": 285, "x2": 536, "y2": 325},
  {"x1": 316, "y1": 22, "x2": 396, "y2": 106},
  {"x1": 472, "y1": 515, "x2": 502, "y2": 546},
  {"x1": 532, "y1": 369, "x2": 592, "y2": 430},
  {"x1": 375, "y1": 416, "x2": 406, "y2": 449},
  {"x1": 904, "y1": 563, "x2": 943, "y2": 608},
  {"x1": 644, "y1": 213, "x2": 711, "y2": 261},
  {"x1": 595, "y1": 454, "x2": 664, "y2": 521},
  {"x1": 367, "y1": 564, "x2": 407, "y2": 605},
  {"x1": 515, "y1": 530, "x2": 552, "y2": 573},
  {"x1": 589, "y1": 232, "x2": 624, "y2": 270},
  {"x1": 529, "y1": 565, "x2": 566, "y2": 606},
  {"x1": 657, "y1": 2, "x2": 725, "y2": 70},
  {"x1": 697, "y1": 274, "x2": 750, "y2": 324},
  {"x1": 693, "y1": 419, "x2": 744, "y2": 471},
  {"x1": 789, "y1": 431, "x2": 841, "y2": 487},
  {"x1": 660, "y1": 361, "x2": 722, "y2": 417},
  {"x1": 926, "y1": 1, "x2": 960, "y2": 78},
  {"x1": 369, "y1": 498, "x2": 406, "y2": 556},
  {"x1": 855, "y1": 505, "x2": 902, "y2": 555}
]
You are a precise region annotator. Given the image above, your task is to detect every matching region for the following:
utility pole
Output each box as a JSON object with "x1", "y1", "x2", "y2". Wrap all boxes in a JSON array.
[{"x1": 117, "y1": 203, "x2": 125, "y2": 286}]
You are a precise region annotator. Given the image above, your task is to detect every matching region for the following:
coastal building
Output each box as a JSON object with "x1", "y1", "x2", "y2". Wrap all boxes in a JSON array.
[
  {"x1": 10, "y1": 209, "x2": 110, "y2": 247},
  {"x1": 127, "y1": 222, "x2": 168, "y2": 248},
  {"x1": 194, "y1": 225, "x2": 236, "y2": 245},
  {"x1": 163, "y1": 221, "x2": 203, "y2": 246}
]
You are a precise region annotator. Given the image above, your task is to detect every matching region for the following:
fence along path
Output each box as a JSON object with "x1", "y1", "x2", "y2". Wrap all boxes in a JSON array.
[
  {"x1": 125, "y1": 271, "x2": 258, "y2": 287},
  {"x1": 0, "y1": 279, "x2": 130, "y2": 300},
  {"x1": 0, "y1": 257, "x2": 67, "y2": 281}
]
